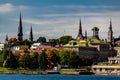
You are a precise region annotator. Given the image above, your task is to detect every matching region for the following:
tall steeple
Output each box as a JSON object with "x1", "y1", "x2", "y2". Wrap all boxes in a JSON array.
[
  {"x1": 29, "y1": 26, "x2": 33, "y2": 41},
  {"x1": 108, "y1": 18, "x2": 113, "y2": 43},
  {"x1": 17, "y1": 12, "x2": 23, "y2": 41},
  {"x1": 77, "y1": 19, "x2": 83, "y2": 39},
  {"x1": 5, "y1": 34, "x2": 8, "y2": 43}
]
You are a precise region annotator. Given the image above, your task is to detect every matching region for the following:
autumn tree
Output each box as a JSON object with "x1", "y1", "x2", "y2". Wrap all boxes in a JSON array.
[
  {"x1": 46, "y1": 49, "x2": 60, "y2": 66},
  {"x1": 8, "y1": 37, "x2": 17, "y2": 43}
]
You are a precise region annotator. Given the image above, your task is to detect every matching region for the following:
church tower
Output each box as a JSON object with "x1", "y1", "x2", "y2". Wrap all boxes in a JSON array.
[
  {"x1": 29, "y1": 26, "x2": 33, "y2": 41},
  {"x1": 77, "y1": 19, "x2": 83, "y2": 39},
  {"x1": 17, "y1": 12, "x2": 23, "y2": 41},
  {"x1": 108, "y1": 19, "x2": 113, "y2": 43},
  {"x1": 92, "y1": 27, "x2": 99, "y2": 39}
]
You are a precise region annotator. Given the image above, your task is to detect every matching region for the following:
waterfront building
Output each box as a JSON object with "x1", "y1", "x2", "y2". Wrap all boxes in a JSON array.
[{"x1": 64, "y1": 19, "x2": 117, "y2": 63}]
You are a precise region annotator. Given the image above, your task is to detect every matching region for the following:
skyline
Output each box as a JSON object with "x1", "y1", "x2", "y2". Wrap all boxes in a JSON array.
[{"x1": 0, "y1": 0, "x2": 120, "y2": 42}]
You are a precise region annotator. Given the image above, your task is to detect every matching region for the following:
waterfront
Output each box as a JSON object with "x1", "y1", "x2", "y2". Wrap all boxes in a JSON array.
[{"x1": 0, "y1": 74, "x2": 120, "y2": 80}]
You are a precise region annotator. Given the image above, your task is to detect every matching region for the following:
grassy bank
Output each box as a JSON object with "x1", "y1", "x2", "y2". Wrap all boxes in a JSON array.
[
  {"x1": 60, "y1": 69, "x2": 79, "y2": 74},
  {"x1": 0, "y1": 67, "x2": 46, "y2": 74}
]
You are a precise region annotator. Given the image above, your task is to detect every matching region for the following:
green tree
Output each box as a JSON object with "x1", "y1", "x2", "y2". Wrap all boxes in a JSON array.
[
  {"x1": 59, "y1": 50, "x2": 71, "y2": 65},
  {"x1": 37, "y1": 37, "x2": 46, "y2": 43},
  {"x1": 29, "y1": 52, "x2": 39, "y2": 69},
  {"x1": 58, "y1": 35, "x2": 73, "y2": 45},
  {"x1": 17, "y1": 39, "x2": 33, "y2": 47},
  {"x1": 68, "y1": 54, "x2": 80, "y2": 68},
  {"x1": 19, "y1": 54, "x2": 31, "y2": 69},
  {"x1": 38, "y1": 50, "x2": 48, "y2": 70},
  {"x1": 48, "y1": 39, "x2": 58, "y2": 47},
  {"x1": 2, "y1": 49, "x2": 9, "y2": 60},
  {"x1": 3, "y1": 51, "x2": 18, "y2": 69}
]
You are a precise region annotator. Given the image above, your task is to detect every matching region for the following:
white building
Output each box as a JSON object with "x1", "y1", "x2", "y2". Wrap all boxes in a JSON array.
[
  {"x1": 0, "y1": 44, "x2": 5, "y2": 50},
  {"x1": 30, "y1": 43, "x2": 42, "y2": 50}
]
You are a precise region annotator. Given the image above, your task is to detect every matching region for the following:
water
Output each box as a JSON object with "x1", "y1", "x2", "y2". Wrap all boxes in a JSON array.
[{"x1": 0, "y1": 74, "x2": 120, "y2": 80}]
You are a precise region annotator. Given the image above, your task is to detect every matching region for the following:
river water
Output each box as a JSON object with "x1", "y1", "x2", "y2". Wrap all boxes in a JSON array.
[{"x1": 0, "y1": 74, "x2": 120, "y2": 80}]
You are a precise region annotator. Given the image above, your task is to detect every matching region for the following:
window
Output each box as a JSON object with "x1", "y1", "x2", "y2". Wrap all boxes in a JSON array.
[{"x1": 73, "y1": 42, "x2": 77, "y2": 45}]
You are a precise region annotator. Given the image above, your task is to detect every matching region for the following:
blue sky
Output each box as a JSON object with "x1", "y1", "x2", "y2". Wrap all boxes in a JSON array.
[{"x1": 0, "y1": 0, "x2": 120, "y2": 42}]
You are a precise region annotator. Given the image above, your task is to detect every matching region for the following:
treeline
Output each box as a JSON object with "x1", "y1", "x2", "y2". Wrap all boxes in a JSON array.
[
  {"x1": 8, "y1": 35, "x2": 73, "y2": 47},
  {"x1": 0, "y1": 49, "x2": 93, "y2": 70}
]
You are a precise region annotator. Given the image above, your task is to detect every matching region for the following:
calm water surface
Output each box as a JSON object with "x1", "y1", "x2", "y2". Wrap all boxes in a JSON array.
[{"x1": 0, "y1": 74, "x2": 120, "y2": 80}]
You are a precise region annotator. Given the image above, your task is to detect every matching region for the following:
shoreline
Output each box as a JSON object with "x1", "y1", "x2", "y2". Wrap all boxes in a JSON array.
[
  {"x1": 0, "y1": 68, "x2": 95, "y2": 75},
  {"x1": 0, "y1": 71, "x2": 79, "y2": 75},
  {"x1": 0, "y1": 69, "x2": 94, "y2": 75}
]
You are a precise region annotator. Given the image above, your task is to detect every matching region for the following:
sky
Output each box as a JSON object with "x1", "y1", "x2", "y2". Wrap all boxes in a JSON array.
[{"x1": 0, "y1": 0, "x2": 120, "y2": 42}]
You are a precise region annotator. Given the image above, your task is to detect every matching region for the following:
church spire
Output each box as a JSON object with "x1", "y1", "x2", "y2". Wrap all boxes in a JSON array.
[
  {"x1": 109, "y1": 18, "x2": 112, "y2": 31},
  {"x1": 85, "y1": 30, "x2": 87, "y2": 38},
  {"x1": 29, "y1": 26, "x2": 33, "y2": 41},
  {"x1": 108, "y1": 18, "x2": 113, "y2": 43},
  {"x1": 5, "y1": 34, "x2": 8, "y2": 43},
  {"x1": 17, "y1": 12, "x2": 23, "y2": 41},
  {"x1": 77, "y1": 19, "x2": 83, "y2": 39}
]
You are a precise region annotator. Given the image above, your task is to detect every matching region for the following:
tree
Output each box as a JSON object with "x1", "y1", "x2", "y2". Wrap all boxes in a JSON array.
[
  {"x1": 59, "y1": 50, "x2": 71, "y2": 65},
  {"x1": 29, "y1": 52, "x2": 39, "y2": 69},
  {"x1": 38, "y1": 50, "x2": 48, "y2": 70},
  {"x1": 20, "y1": 45, "x2": 29, "y2": 50},
  {"x1": 59, "y1": 49, "x2": 80, "y2": 68},
  {"x1": 8, "y1": 37, "x2": 17, "y2": 43},
  {"x1": 37, "y1": 37, "x2": 46, "y2": 43},
  {"x1": 17, "y1": 39, "x2": 33, "y2": 47},
  {"x1": 46, "y1": 49, "x2": 60, "y2": 66},
  {"x1": 2, "y1": 49, "x2": 9, "y2": 60},
  {"x1": 19, "y1": 54, "x2": 31, "y2": 69},
  {"x1": 48, "y1": 39, "x2": 58, "y2": 47},
  {"x1": 68, "y1": 54, "x2": 80, "y2": 68},
  {"x1": 3, "y1": 51, "x2": 18, "y2": 69},
  {"x1": 58, "y1": 35, "x2": 73, "y2": 45}
]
